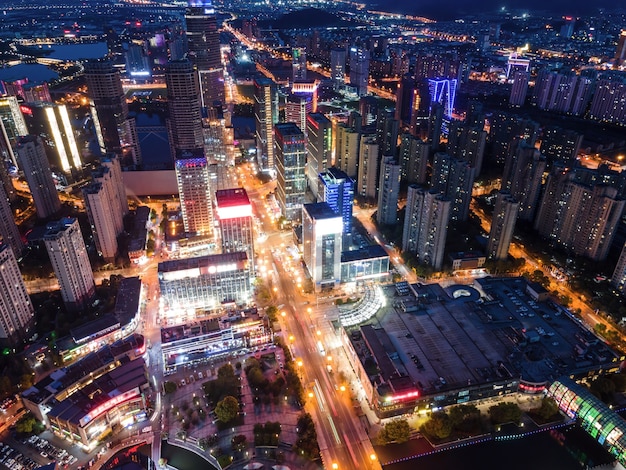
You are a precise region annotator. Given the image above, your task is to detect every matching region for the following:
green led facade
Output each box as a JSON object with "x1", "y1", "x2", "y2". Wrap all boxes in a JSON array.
[{"x1": 548, "y1": 377, "x2": 626, "y2": 465}]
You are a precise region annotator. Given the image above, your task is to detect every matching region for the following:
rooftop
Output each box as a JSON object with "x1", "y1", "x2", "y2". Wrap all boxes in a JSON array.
[
  {"x1": 215, "y1": 188, "x2": 250, "y2": 207},
  {"x1": 158, "y1": 251, "x2": 248, "y2": 273},
  {"x1": 304, "y1": 202, "x2": 340, "y2": 220}
]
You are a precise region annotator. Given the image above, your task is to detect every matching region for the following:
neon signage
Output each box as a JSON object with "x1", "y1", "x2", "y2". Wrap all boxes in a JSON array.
[
  {"x1": 384, "y1": 390, "x2": 419, "y2": 403},
  {"x1": 80, "y1": 388, "x2": 140, "y2": 426}
]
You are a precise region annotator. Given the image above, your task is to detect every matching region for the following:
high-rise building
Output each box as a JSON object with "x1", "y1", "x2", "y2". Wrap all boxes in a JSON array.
[
  {"x1": 334, "y1": 123, "x2": 360, "y2": 178},
  {"x1": 349, "y1": 47, "x2": 370, "y2": 97},
  {"x1": 428, "y1": 78, "x2": 457, "y2": 119},
  {"x1": 82, "y1": 155, "x2": 127, "y2": 263},
  {"x1": 532, "y1": 69, "x2": 594, "y2": 116},
  {"x1": 588, "y1": 78, "x2": 626, "y2": 125},
  {"x1": 447, "y1": 121, "x2": 487, "y2": 175},
  {"x1": 175, "y1": 149, "x2": 213, "y2": 236},
  {"x1": 0, "y1": 243, "x2": 34, "y2": 347},
  {"x1": 427, "y1": 102, "x2": 444, "y2": 150},
  {"x1": 540, "y1": 126, "x2": 583, "y2": 166},
  {"x1": 215, "y1": 188, "x2": 254, "y2": 269},
  {"x1": 302, "y1": 202, "x2": 343, "y2": 291},
  {"x1": 330, "y1": 48, "x2": 346, "y2": 87},
  {"x1": 611, "y1": 242, "x2": 626, "y2": 294},
  {"x1": 487, "y1": 191, "x2": 519, "y2": 260},
  {"x1": 306, "y1": 113, "x2": 332, "y2": 197},
  {"x1": 185, "y1": 2, "x2": 224, "y2": 110},
  {"x1": 415, "y1": 53, "x2": 460, "y2": 81},
  {"x1": 402, "y1": 185, "x2": 450, "y2": 270},
  {"x1": 125, "y1": 42, "x2": 151, "y2": 78},
  {"x1": 0, "y1": 181, "x2": 21, "y2": 258},
  {"x1": 0, "y1": 127, "x2": 16, "y2": 202},
  {"x1": 285, "y1": 94, "x2": 312, "y2": 134},
  {"x1": 615, "y1": 30, "x2": 626, "y2": 66},
  {"x1": 502, "y1": 140, "x2": 546, "y2": 222},
  {"x1": 359, "y1": 96, "x2": 379, "y2": 127},
  {"x1": 376, "y1": 109, "x2": 399, "y2": 158},
  {"x1": 165, "y1": 59, "x2": 204, "y2": 160},
  {"x1": 395, "y1": 76, "x2": 420, "y2": 124},
  {"x1": 292, "y1": 47, "x2": 307, "y2": 83},
  {"x1": 2, "y1": 78, "x2": 51, "y2": 103},
  {"x1": 20, "y1": 102, "x2": 81, "y2": 177},
  {"x1": 275, "y1": 123, "x2": 306, "y2": 221},
  {"x1": 399, "y1": 133, "x2": 429, "y2": 184},
  {"x1": 16, "y1": 135, "x2": 61, "y2": 219},
  {"x1": 0, "y1": 96, "x2": 27, "y2": 166},
  {"x1": 357, "y1": 135, "x2": 379, "y2": 200},
  {"x1": 254, "y1": 78, "x2": 279, "y2": 171},
  {"x1": 509, "y1": 70, "x2": 529, "y2": 107},
  {"x1": 431, "y1": 152, "x2": 475, "y2": 222},
  {"x1": 376, "y1": 157, "x2": 401, "y2": 225},
  {"x1": 488, "y1": 112, "x2": 540, "y2": 164},
  {"x1": 100, "y1": 153, "x2": 129, "y2": 217},
  {"x1": 318, "y1": 167, "x2": 354, "y2": 235},
  {"x1": 44, "y1": 218, "x2": 96, "y2": 312},
  {"x1": 84, "y1": 60, "x2": 142, "y2": 167}
]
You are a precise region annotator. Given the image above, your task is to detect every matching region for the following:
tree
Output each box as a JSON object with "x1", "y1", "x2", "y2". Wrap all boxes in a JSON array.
[
  {"x1": 488, "y1": 402, "x2": 522, "y2": 424},
  {"x1": 163, "y1": 381, "x2": 177, "y2": 394},
  {"x1": 420, "y1": 412, "x2": 452, "y2": 440},
  {"x1": 590, "y1": 376, "x2": 616, "y2": 403},
  {"x1": 448, "y1": 404, "x2": 481, "y2": 433},
  {"x1": 215, "y1": 396, "x2": 240, "y2": 423},
  {"x1": 231, "y1": 434, "x2": 247, "y2": 452},
  {"x1": 218, "y1": 364, "x2": 235, "y2": 379},
  {"x1": 15, "y1": 414, "x2": 38, "y2": 434},
  {"x1": 380, "y1": 419, "x2": 411, "y2": 444},
  {"x1": 533, "y1": 397, "x2": 559, "y2": 421}
]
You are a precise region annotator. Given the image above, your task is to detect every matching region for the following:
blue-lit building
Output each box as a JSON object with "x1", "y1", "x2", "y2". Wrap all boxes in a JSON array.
[
  {"x1": 319, "y1": 167, "x2": 354, "y2": 235},
  {"x1": 428, "y1": 78, "x2": 457, "y2": 120}
]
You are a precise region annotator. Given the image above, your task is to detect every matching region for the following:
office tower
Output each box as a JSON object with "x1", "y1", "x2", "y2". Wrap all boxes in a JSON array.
[
  {"x1": 0, "y1": 96, "x2": 27, "y2": 164},
  {"x1": 616, "y1": 31, "x2": 626, "y2": 66},
  {"x1": 215, "y1": 188, "x2": 254, "y2": 269},
  {"x1": 428, "y1": 78, "x2": 457, "y2": 120},
  {"x1": 318, "y1": 167, "x2": 354, "y2": 235},
  {"x1": 540, "y1": 126, "x2": 583, "y2": 166},
  {"x1": 275, "y1": 123, "x2": 306, "y2": 221},
  {"x1": 16, "y1": 135, "x2": 61, "y2": 219},
  {"x1": 487, "y1": 191, "x2": 519, "y2": 261},
  {"x1": 376, "y1": 157, "x2": 401, "y2": 225},
  {"x1": 349, "y1": 47, "x2": 370, "y2": 97},
  {"x1": 509, "y1": 70, "x2": 529, "y2": 107},
  {"x1": 165, "y1": 59, "x2": 204, "y2": 160},
  {"x1": 175, "y1": 149, "x2": 213, "y2": 236},
  {"x1": 285, "y1": 94, "x2": 312, "y2": 134},
  {"x1": 20, "y1": 102, "x2": 81, "y2": 177},
  {"x1": 334, "y1": 123, "x2": 360, "y2": 178},
  {"x1": 0, "y1": 127, "x2": 16, "y2": 202},
  {"x1": 185, "y1": 2, "x2": 224, "y2": 110},
  {"x1": 376, "y1": 109, "x2": 399, "y2": 158},
  {"x1": 402, "y1": 185, "x2": 450, "y2": 270},
  {"x1": 431, "y1": 152, "x2": 475, "y2": 222},
  {"x1": 447, "y1": 121, "x2": 487, "y2": 175},
  {"x1": 330, "y1": 48, "x2": 346, "y2": 87},
  {"x1": 0, "y1": 181, "x2": 22, "y2": 258},
  {"x1": 589, "y1": 78, "x2": 626, "y2": 125},
  {"x1": 0, "y1": 243, "x2": 34, "y2": 347},
  {"x1": 292, "y1": 47, "x2": 307, "y2": 83},
  {"x1": 399, "y1": 133, "x2": 429, "y2": 184},
  {"x1": 488, "y1": 112, "x2": 540, "y2": 164},
  {"x1": 125, "y1": 42, "x2": 151, "y2": 78},
  {"x1": 82, "y1": 156, "x2": 127, "y2": 263},
  {"x1": 357, "y1": 135, "x2": 379, "y2": 200},
  {"x1": 427, "y1": 102, "x2": 444, "y2": 150},
  {"x1": 44, "y1": 218, "x2": 96, "y2": 312},
  {"x1": 611, "y1": 242, "x2": 626, "y2": 294},
  {"x1": 254, "y1": 78, "x2": 279, "y2": 171},
  {"x1": 302, "y1": 202, "x2": 343, "y2": 291},
  {"x1": 84, "y1": 60, "x2": 142, "y2": 167},
  {"x1": 395, "y1": 76, "x2": 420, "y2": 124},
  {"x1": 306, "y1": 113, "x2": 332, "y2": 197},
  {"x1": 502, "y1": 140, "x2": 546, "y2": 222},
  {"x1": 535, "y1": 172, "x2": 624, "y2": 261},
  {"x1": 291, "y1": 80, "x2": 319, "y2": 114},
  {"x1": 359, "y1": 96, "x2": 379, "y2": 126}
]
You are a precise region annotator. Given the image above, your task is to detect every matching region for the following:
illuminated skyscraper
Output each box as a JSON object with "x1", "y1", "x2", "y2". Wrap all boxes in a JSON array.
[
  {"x1": 0, "y1": 124, "x2": 16, "y2": 202},
  {"x1": 185, "y1": 1, "x2": 224, "y2": 111},
  {"x1": 292, "y1": 47, "x2": 307, "y2": 83},
  {"x1": 16, "y1": 135, "x2": 61, "y2": 219},
  {"x1": 275, "y1": 123, "x2": 306, "y2": 221},
  {"x1": 447, "y1": 120, "x2": 487, "y2": 175},
  {"x1": 0, "y1": 180, "x2": 22, "y2": 258},
  {"x1": 84, "y1": 60, "x2": 142, "y2": 167},
  {"x1": 399, "y1": 133, "x2": 429, "y2": 184},
  {"x1": 175, "y1": 149, "x2": 214, "y2": 236},
  {"x1": 0, "y1": 96, "x2": 28, "y2": 166},
  {"x1": 330, "y1": 48, "x2": 346, "y2": 87},
  {"x1": 376, "y1": 157, "x2": 401, "y2": 226},
  {"x1": 20, "y1": 102, "x2": 81, "y2": 177},
  {"x1": 0, "y1": 243, "x2": 34, "y2": 347},
  {"x1": 254, "y1": 78, "x2": 278, "y2": 171},
  {"x1": 334, "y1": 123, "x2": 360, "y2": 178},
  {"x1": 306, "y1": 113, "x2": 331, "y2": 197},
  {"x1": 509, "y1": 70, "x2": 529, "y2": 107},
  {"x1": 349, "y1": 47, "x2": 370, "y2": 97},
  {"x1": 215, "y1": 188, "x2": 254, "y2": 269},
  {"x1": 166, "y1": 59, "x2": 205, "y2": 160},
  {"x1": 319, "y1": 167, "x2": 354, "y2": 235},
  {"x1": 285, "y1": 94, "x2": 312, "y2": 134},
  {"x1": 431, "y1": 152, "x2": 475, "y2": 222},
  {"x1": 2, "y1": 78, "x2": 51, "y2": 103},
  {"x1": 44, "y1": 218, "x2": 96, "y2": 312},
  {"x1": 427, "y1": 78, "x2": 457, "y2": 120},
  {"x1": 357, "y1": 135, "x2": 378, "y2": 200},
  {"x1": 487, "y1": 191, "x2": 519, "y2": 261}
]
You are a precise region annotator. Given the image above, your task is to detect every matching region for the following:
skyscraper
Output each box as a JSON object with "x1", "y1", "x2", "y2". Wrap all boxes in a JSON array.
[
  {"x1": 285, "y1": 94, "x2": 312, "y2": 134},
  {"x1": 447, "y1": 121, "x2": 487, "y2": 175},
  {"x1": 431, "y1": 152, "x2": 475, "y2": 222},
  {"x1": 588, "y1": 78, "x2": 626, "y2": 125},
  {"x1": 349, "y1": 47, "x2": 370, "y2": 97},
  {"x1": 165, "y1": 59, "x2": 204, "y2": 160},
  {"x1": 292, "y1": 47, "x2": 307, "y2": 83},
  {"x1": 84, "y1": 60, "x2": 142, "y2": 167},
  {"x1": 502, "y1": 140, "x2": 546, "y2": 222},
  {"x1": 44, "y1": 218, "x2": 96, "y2": 312},
  {"x1": 487, "y1": 191, "x2": 519, "y2": 261},
  {"x1": 399, "y1": 133, "x2": 429, "y2": 184},
  {"x1": 215, "y1": 188, "x2": 254, "y2": 269},
  {"x1": 611, "y1": 242, "x2": 626, "y2": 294},
  {"x1": 330, "y1": 48, "x2": 346, "y2": 88},
  {"x1": 334, "y1": 123, "x2": 360, "y2": 178},
  {"x1": 402, "y1": 185, "x2": 450, "y2": 270},
  {"x1": 488, "y1": 112, "x2": 540, "y2": 165},
  {"x1": 175, "y1": 149, "x2": 214, "y2": 236},
  {"x1": 540, "y1": 126, "x2": 583, "y2": 166},
  {"x1": 0, "y1": 181, "x2": 22, "y2": 258},
  {"x1": 275, "y1": 123, "x2": 306, "y2": 221},
  {"x1": 302, "y1": 202, "x2": 343, "y2": 291},
  {"x1": 376, "y1": 109, "x2": 399, "y2": 158},
  {"x1": 16, "y1": 135, "x2": 61, "y2": 219},
  {"x1": 254, "y1": 78, "x2": 279, "y2": 171},
  {"x1": 185, "y1": 2, "x2": 224, "y2": 111},
  {"x1": 428, "y1": 78, "x2": 457, "y2": 119},
  {"x1": 318, "y1": 167, "x2": 354, "y2": 235},
  {"x1": 0, "y1": 125, "x2": 17, "y2": 202},
  {"x1": 509, "y1": 70, "x2": 529, "y2": 107},
  {"x1": 0, "y1": 96, "x2": 28, "y2": 165},
  {"x1": 376, "y1": 157, "x2": 401, "y2": 225},
  {"x1": 306, "y1": 113, "x2": 332, "y2": 197},
  {"x1": 0, "y1": 243, "x2": 34, "y2": 347},
  {"x1": 357, "y1": 135, "x2": 379, "y2": 200}
]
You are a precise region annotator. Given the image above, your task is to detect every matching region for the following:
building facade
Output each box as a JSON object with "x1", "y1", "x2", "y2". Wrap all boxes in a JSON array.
[
  {"x1": 487, "y1": 191, "x2": 519, "y2": 261},
  {"x1": 306, "y1": 113, "x2": 332, "y2": 197},
  {"x1": 254, "y1": 78, "x2": 279, "y2": 171},
  {"x1": 215, "y1": 188, "x2": 254, "y2": 270},
  {"x1": 175, "y1": 150, "x2": 214, "y2": 236},
  {"x1": 318, "y1": 167, "x2": 354, "y2": 235},
  {"x1": 275, "y1": 123, "x2": 306, "y2": 222},
  {"x1": 376, "y1": 157, "x2": 401, "y2": 225},
  {"x1": 0, "y1": 243, "x2": 34, "y2": 347}
]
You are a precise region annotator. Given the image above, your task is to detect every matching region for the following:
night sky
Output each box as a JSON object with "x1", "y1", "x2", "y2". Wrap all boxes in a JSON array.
[{"x1": 371, "y1": 0, "x2": 622, "y2": 20}]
